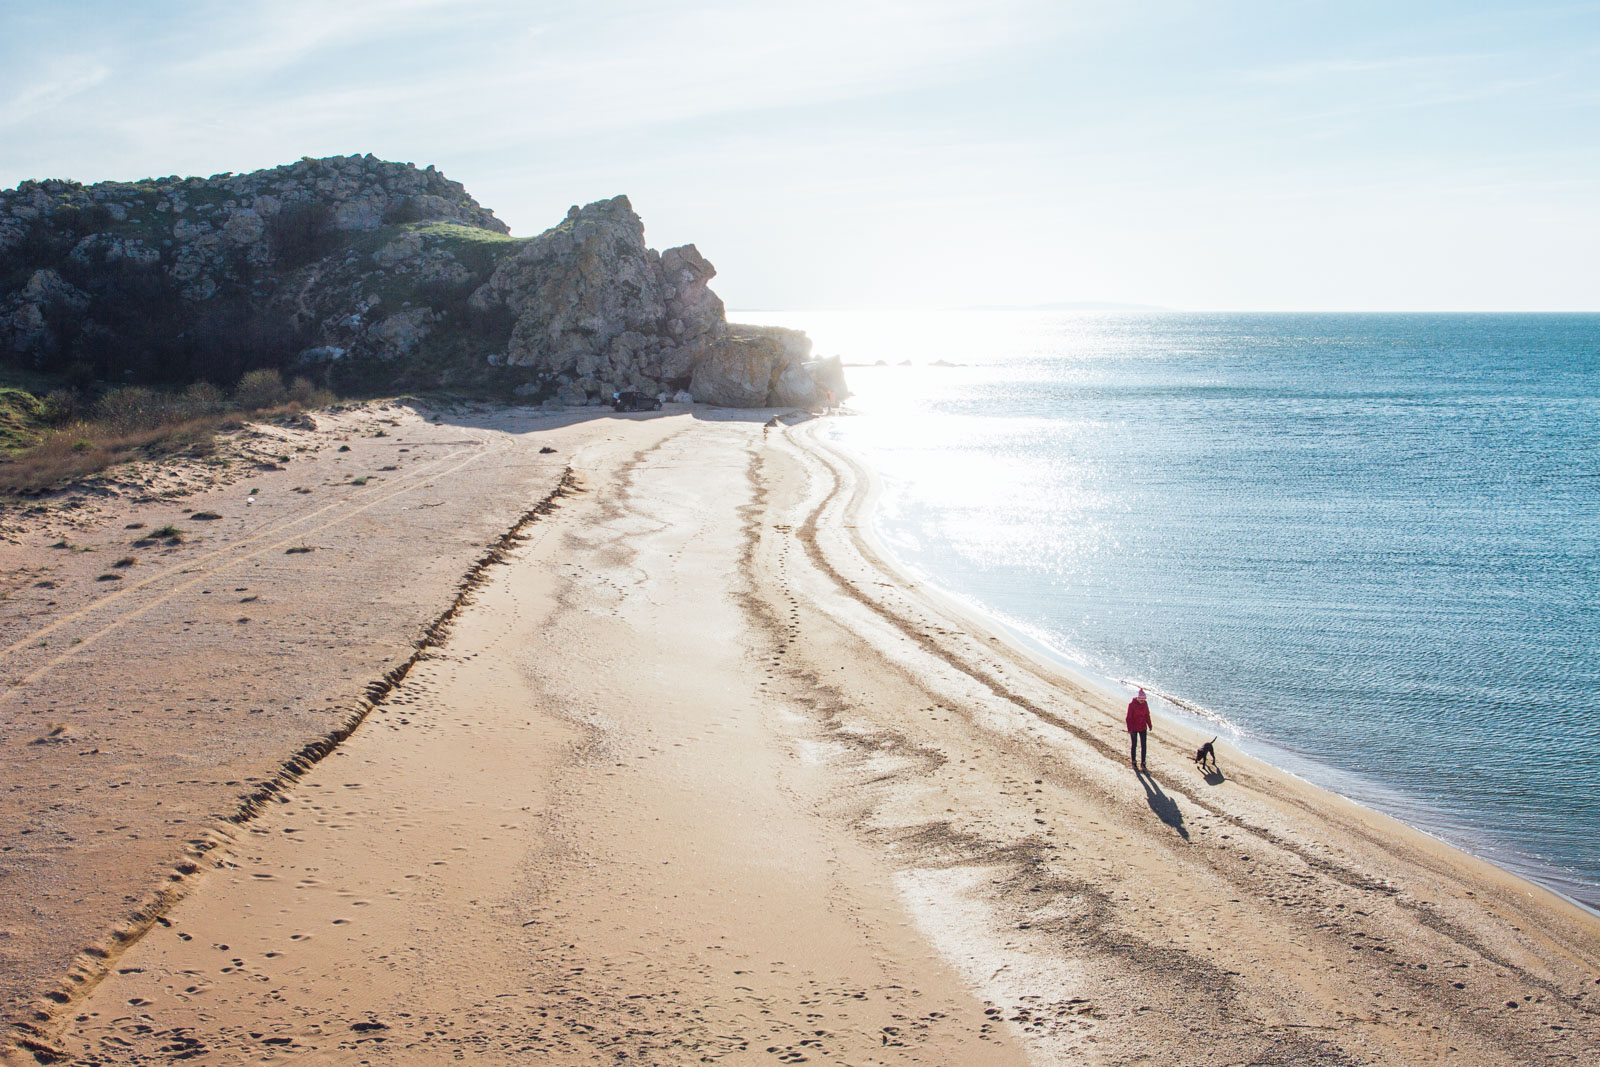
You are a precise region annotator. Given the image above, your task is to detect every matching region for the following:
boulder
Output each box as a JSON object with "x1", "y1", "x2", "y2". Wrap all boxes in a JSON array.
[
  {"x1": 769, "y1": 361, "x2": 819, "y2": 407},
  {"x1": 811, "y1": 356, "x2": 850, "y2": 403},
  {"x1": 689, "y1": 324, "x2": 813, "y2": 407},
  {"x1": 369, "y1": 308, "x2": 433, "y2": 360},
  {"x1": 471, "y1": 196, "x2": 725, "y2": 389},
  {"x1": 0, "y1": 269, "x2": 90, "y2": 354}
]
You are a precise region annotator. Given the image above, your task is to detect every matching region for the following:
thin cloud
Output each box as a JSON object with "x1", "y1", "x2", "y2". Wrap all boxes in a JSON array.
[
  {"x1": 1238, "y1": 53, "x2": 1492, "y2": 85},
  {"x1": 90, "y1": 0, "x2": 1055, "y2": 157},
  {"x1": 171, "y1": 0, "x2": 476, "y2": 80},
  {"x1": 0, "y1": 63, "x2": 111, "y2": 129}
]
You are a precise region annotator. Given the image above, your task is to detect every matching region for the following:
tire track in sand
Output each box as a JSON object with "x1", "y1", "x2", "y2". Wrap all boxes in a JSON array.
[
  {"x1": 0, "y1": 429, "x2": 515, "y2": 701},
  {"x1": 6, "y1": 467, "x2": 581, "y2": 1062},
  {"x1": 0, "y1": 431, "x2": 494, "y2": 659}
]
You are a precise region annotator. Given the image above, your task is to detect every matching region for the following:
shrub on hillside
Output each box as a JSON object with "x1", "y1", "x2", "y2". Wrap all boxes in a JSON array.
[
  {"x1": 383, "y1": 197, "x2": 427, "y2": 225},
  {"x1": 287, "y1": 375, "x2": 334, "y2": 408},
  {"x1": 40, "y1": 389, "x2": 79, "y2": 425},
  {"x1": 234, "y1": 369, "x2": 286, "y2": 409},
  {"x1": 92, "y1": 387, "x2": 182, "y2": 434},
  {"x1": 182, "y1": 381, "x2": 226, "y2": 414},
  {"x1": 266, "y1": 200, "x2": 337, "y2": 269}
]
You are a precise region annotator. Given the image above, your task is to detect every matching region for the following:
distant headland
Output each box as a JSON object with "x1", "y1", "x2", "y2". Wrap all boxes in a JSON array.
[{"x1": 0, "y1": 154, "x2": 843, "y2": 408}]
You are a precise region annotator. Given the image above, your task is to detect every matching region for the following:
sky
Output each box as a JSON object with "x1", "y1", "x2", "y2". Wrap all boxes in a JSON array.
[{"x1": 3, "y1": 1, "x2": 1598, "y2": 311}]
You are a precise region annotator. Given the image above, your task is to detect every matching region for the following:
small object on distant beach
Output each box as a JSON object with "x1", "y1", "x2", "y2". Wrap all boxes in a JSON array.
[
  {"x1": 612, "y1": 390, "x2": 661, "y2": 412},
  {"x1": 190, "y1": 511, "x2": 222, "y2": 520},
  {"x1": 112, "y1": 557, "x2": 136, "y2": 568},
  {"x1": 540, "y1": 446, "x2": 557, "y2": 454},
  {"x1": 338, "y1": 444, "x2": 351, "y2": 452},
  {"x1": 96, "y1": 573, "x2": 122, "y2": 581},
  {"x1": 125, "y1": 522, "x2": 145, "y2": 530},
  {"x1": 285, "y1": 545, "x2": 314, "y2": 554}
]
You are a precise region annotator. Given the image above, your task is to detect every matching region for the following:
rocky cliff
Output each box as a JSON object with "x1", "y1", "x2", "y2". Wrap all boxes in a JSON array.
[{"x1": 0, "y1": 154, "x2": 843, "y2": 408}]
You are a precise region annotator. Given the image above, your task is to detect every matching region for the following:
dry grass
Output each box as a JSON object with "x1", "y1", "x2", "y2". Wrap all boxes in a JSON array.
[
  {"x1": 0, "y1": 371, "x2": 338, "y2": 495},
  {"x1": 0, "y1": 414, "x2": 231, "y2": 494}
]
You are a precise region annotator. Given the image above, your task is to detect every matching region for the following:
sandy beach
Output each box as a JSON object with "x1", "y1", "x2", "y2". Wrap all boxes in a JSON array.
[{"x1": 3, "y1": 406, "x2": 1598, "y2": 1065}]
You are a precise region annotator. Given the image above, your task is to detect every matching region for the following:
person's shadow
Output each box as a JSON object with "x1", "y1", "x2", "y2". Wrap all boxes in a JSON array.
[{"x1": 1136, "y1": 770, "x2": 1189, "y2": 840}]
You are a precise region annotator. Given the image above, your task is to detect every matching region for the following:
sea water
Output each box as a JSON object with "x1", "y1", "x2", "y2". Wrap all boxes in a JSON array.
[{"x1": 739, "y1": 310, "x2": 1600, "y2": 910}]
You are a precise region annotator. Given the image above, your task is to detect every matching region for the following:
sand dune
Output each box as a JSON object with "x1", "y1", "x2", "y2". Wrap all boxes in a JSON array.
[{"x1": 4, "y1": 409, "x2": 1598, "y2": 1064}]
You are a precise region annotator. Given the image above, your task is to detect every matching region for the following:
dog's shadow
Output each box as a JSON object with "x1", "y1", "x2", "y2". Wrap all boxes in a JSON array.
[{"x1": 1200, "y1": 765, "x2": 1226, "y2": 786}]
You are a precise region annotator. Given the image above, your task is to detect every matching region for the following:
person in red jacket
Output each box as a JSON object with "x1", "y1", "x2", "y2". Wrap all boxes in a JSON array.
[{"x1": 1126, "y1": 687, "x2": 1152, "y2": 772}]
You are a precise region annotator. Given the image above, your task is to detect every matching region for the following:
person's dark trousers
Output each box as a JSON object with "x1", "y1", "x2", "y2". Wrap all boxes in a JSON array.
[{"x1": 1130, "y1": 730, "x2": 1147, "y2": 768}]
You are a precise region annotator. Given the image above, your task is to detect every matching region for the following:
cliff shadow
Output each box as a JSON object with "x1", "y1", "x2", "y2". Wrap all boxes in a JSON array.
[{"x1": 399, "y1": 398, "x2": 818, "y2": 437}]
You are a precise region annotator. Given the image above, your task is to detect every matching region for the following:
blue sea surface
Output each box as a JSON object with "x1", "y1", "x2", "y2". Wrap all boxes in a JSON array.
[{"x1": 740, "y1": 310, "x2": 1600, "y2": 909}]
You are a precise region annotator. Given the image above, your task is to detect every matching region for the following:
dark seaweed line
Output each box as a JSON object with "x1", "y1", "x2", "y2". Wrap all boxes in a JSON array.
[{"x1": 7, "y1": 467, "x2": 578, "y2": 1064}]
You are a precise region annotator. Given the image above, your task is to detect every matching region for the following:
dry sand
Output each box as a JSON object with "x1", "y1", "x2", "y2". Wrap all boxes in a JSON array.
[{"x1": 2, "y1": 408, "x2": 1598, "y2": 1065}]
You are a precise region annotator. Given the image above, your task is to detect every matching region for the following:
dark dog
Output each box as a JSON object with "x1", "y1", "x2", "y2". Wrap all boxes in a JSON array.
[{"x1": 1193, "y1": 737, "x2": 1219, "y2": 773}]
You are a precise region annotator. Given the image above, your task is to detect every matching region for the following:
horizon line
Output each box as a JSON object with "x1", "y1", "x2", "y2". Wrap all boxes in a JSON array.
[{"x1": 729, "y1": 306, "x2": 1600, "y2": 315}]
